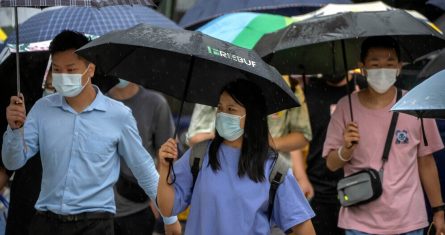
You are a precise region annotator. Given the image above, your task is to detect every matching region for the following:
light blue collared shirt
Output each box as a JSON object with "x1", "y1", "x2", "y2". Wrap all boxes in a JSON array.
[{"x1": 2, "y1": 87, "x2": 176, "y2": 224}]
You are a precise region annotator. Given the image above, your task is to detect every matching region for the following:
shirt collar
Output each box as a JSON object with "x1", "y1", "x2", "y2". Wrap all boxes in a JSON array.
[{"x1": 49, "y1": 85, "x2": 107, "y2": 112}]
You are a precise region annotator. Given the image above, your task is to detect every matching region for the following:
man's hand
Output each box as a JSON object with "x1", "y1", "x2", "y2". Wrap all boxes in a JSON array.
[
  {"x1": 164, "y1": 220, "x2": 182, "y2": 235},
  {"x1": 6, "y1": 95, "x2": 26, "y2": 129},
  {"x1": 343, "y1": 122, "x2": 359, "y2": 150},
  {"x1": 433, "y1": 211, "x2": 445, "y2": 235}
]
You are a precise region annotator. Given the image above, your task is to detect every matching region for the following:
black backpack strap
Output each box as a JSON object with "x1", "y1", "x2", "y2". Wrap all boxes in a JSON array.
[
  {"x1": 267, "y1": 153, "x2": 290, "y2": 221},
  {"x1": 189, "y1": 140, "x2": 209, "y2": 189},
  {"x1": 382, "y1": 88, "x2": 402, "y2": 163}
]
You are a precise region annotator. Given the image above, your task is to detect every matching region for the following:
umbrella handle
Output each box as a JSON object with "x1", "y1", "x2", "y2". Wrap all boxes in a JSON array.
[{"x1": 166, "y1": 158, "x2": 176, "y2": 185}]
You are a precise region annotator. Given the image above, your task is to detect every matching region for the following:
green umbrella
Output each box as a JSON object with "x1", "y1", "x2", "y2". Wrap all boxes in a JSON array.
[{"x1": 197, "y1": 12, "x2": 295, "y2": 49}]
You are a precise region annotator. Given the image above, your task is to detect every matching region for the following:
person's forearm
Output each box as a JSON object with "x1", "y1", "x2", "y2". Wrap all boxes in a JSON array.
[
  {"x1": 272, "y1": 132, "x2": 308, "y2": 152},
  {"x1": 291, "y1": 150, "x2": 308, "y2": 182},
  {"x1": 326, "y1": 146, "x2": 353, "y2": 171},
  {"x1": 188, "y1": 132, "x2": 214, "y2": 147},
  {"x1": 291, "y1": 220, "x2": 316, "y2": 235},
  {"x1": 418, "y1": 155, "x2": 443, "y2": 207},
  {"x1": 157, "y1": 165, "x2": 176, "y2": 216}
]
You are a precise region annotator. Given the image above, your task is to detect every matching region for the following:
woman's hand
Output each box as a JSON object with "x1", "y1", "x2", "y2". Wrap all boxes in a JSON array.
[{"x1": 159, "y1": 138, "x2": 178, "y2": 169}]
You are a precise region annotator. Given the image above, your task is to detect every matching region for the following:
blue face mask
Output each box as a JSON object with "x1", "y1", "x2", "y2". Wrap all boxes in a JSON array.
[
  {"x1": 116, "y1": 79, "x2": 129, "y2": 88},
  {"x1": 215, "y1": 112, "x2": 246, "y2": 141}
]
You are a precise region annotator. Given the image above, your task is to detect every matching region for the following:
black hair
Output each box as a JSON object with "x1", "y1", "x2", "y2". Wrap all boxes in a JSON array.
[
  {"x1": 208, "y1": 79, "x2": 272, "y2": 183},
  {"x1": 49, "y1": 30, "x2": 90, "y2": 55},
  {"x1": 360, "y1": 36, "x2": 401, "y2": 62}
]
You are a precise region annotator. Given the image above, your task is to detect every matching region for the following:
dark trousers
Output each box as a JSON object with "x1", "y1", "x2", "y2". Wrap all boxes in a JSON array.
[
  {"x1": 29, "y1": 212, "x2": 114, "y2": 235},
  {"x1": 114, "y1": 207, "x2": 155, "y2": 235},
  {"x1": 310, "y1": 197, "x2": 345, "y2": 235}
]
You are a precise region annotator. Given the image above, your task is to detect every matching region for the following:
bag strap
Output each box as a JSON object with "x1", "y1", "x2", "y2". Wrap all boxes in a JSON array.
[
  {"x1": 267, "y1": 153, "x2": 290, "y2": 221},
  {"x1": 382, "y1": 88, "x2": 402, "y2": 163},
  {"x1": 189, "y1": 140, "x2": 210, "y2": 189}
]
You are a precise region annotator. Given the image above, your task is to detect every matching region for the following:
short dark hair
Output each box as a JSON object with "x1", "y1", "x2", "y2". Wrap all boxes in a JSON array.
[
  {"x1": 360, "y1": 36, "x2": 401, "y2": 62},
  {"x1": 209, "y1": 79, "x2": 273, "y2": 183},
  {"x1": 49, "y1": 30, "x2": 90, "y2": 55}
]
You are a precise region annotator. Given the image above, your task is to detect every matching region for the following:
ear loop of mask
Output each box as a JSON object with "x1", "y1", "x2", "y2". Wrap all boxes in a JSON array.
[{"x1": 41, "y1": 56, "x2": 52, "y2": 90}]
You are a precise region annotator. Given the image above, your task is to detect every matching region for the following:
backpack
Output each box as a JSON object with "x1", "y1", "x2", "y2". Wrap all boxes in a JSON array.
[{"x1": 189, "y1": 140, "x2": 290, "y2": 220}]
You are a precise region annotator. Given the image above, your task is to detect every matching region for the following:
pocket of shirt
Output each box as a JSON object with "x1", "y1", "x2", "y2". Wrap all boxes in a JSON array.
[{"x1": 82, "y1": 137, "x2": 116, "y2": 163}]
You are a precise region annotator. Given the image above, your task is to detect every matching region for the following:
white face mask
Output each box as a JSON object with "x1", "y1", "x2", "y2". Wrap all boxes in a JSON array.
[
  {"x1": 52, "y1": 65, "x2": 90, "y2": 97},
  {"x1": 366, "y1": 68, "x2": 398, "y2": 94},
  {"x1": 115, "y1": 79, "x2": 129, "y2": 88}
]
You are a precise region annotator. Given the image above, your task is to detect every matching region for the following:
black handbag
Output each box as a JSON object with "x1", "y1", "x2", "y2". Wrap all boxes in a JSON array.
[{"x1": 337, "y1": 88, "x2": 401, "y2": 207}]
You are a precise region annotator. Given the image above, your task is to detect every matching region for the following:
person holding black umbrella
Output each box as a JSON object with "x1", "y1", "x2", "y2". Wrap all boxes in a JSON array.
[
  {"x1": 2, "y1": 30, "x2": 181, "y2": 235},
  {"x1": 158, "y1": 79, "x2": 315, "y2": 235},
  {"x1": 323, "y1": 36, "x2": 444, "y2": 235}
]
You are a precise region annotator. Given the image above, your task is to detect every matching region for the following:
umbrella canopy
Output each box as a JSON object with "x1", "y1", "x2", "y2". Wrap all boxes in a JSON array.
[
  {"x1": 197, "y1": 12, "x2": 294, "y2": 49},
  {"x1": 0, "y1": 0, "x2": 155, "y2": 97},
  {"x1": 7, "y1": 5, "x2": 179, "y2": 44},
  {"x1": 0, "y1": 0, "x2": 154, "y2": 7},
  {"x1": 391, "y1": 69, "x2": 445, "y2": 119},
  {"x1": 254, "y1": 9, "x2": 445, "y2": 75},
  {"x1": 76, "y1": 23, "x2": 299, "y2": 115},
  {"x1": 179, "y1": 0, "x2": 351, "y2": 29},
  {"x1": 291, "y1": 1, "x2": 393, "y2": 21},
  {"x1": 417, "y1": 49, "x2": 445, "y2": 79}
]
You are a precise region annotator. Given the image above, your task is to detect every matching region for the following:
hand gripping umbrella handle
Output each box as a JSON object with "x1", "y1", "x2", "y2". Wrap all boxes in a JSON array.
[{"x1": 165, "y1": 158, "x2": 176, "y2": 185}]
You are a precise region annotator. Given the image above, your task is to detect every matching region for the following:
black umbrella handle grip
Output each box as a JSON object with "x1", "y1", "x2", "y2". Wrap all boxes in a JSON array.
[{"x1": 165, "y1": 158, "x2": 176, "y2": 185}]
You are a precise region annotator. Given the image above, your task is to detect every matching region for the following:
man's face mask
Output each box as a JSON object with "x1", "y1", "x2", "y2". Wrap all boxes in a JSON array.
[
  {"x1": 215, "y1": 112, "x2": 245, "y2": 141},
  {"x1": 52, "y1": 64, "x2": 90, "y2": 97},
  {"x1": 115, "y1": 79, "x2": 129, "y2": 88},
  {"x1": 366, "y1": 68, "x2": 398, "y2": 94}
]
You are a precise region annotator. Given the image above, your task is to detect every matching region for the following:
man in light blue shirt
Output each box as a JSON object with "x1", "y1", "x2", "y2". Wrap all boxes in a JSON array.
[{"x1": 2, "y1": 30, "x2": 180, "y2": 235}]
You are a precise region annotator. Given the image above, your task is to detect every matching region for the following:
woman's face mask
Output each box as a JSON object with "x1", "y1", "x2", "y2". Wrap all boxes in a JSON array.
[
  {"x1": 366, "y1": 68, "x2": 398, "y2": 94},
  {"x1": 215, "y1": 112, "x2": 246, "y2": 141},
  {"x1": 52, "y1": 65, "x2": 90, "y2": 97}
]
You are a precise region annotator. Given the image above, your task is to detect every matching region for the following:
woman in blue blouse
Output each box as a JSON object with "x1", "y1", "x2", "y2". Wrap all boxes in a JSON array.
[{"x1": 158, "y1": 80, "x2": 315, "y2": 235}]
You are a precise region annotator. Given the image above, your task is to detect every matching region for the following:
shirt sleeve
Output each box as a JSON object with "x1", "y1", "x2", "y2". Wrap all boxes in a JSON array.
[
  {"x1": 186, "y1": 104, "x2": 217, "y2": 143},
  {"x1": 272, "y1": 169, "x2": 315, "y2": 231},
  {"x1": 2, "y1": 101, "x2": 40, "y2": 170},
  {"x1": 118, "y1": 109, "x2": 177, "y2": 224},
  {"x1": 417, "y1": 118, "x2": 444, "y2": 157},
  {"x1": 322, "y1": 97, "x2": 348, "y2": 158},
  {"x1": 171, "y1": 149, "x2": 194, "y2": 215}
]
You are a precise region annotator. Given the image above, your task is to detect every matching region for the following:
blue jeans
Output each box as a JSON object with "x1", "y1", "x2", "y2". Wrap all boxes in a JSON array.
[{"x1": 346, "y1": 229, "x2": 423, "y2": 235}]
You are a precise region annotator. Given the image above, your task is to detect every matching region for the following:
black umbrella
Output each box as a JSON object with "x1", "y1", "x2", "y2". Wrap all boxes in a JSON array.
[
  {"x1": 392, "y1": 69, "x2": 445, "y2": 119},
  {"x1": 76, "y1": 23, "x2": 299, "y2": 116},
  {"x1": 76, "y1": 23, "x2": 299, "y2": 184},
  {"x1": 254, "y1": 9, "x2": 445, "y2": 75},
  {"x1": 254, "y1": 9, "x2": 445, "y2": 122}
]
